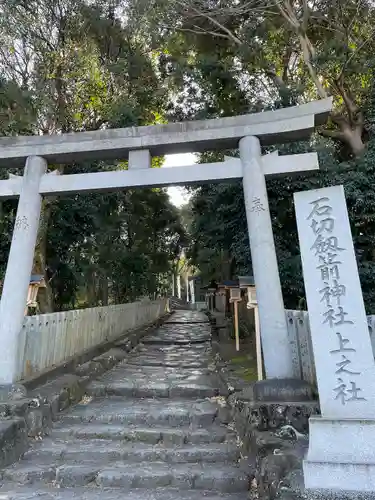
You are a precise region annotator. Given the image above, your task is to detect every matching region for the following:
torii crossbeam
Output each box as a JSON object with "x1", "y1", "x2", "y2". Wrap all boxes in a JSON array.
[{"x1": 0, "y1": 98, "x2": 332, "y2": 389}]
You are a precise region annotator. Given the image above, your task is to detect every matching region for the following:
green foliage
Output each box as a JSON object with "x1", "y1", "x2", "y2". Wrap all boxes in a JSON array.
[
  {"x1": 187, "y1": 134, "x2": 375, "y2": 313},
  {"x1": 133, "y1": 0, "x2": 375, "y2": 313},
  {"x1": 0, "y1": 0, "x2": 185, "y2": 311},
  {"x1": 1, "y1": 0, "x2": 375, "y2": 316}
]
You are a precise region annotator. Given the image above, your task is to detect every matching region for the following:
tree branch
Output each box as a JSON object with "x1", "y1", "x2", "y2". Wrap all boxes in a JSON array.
[
  {"x1": 265, "y1": 67, "x2": 288, "y2": 91},
  {"x1": 337, "y1": 26, "x2": 375, "y2": 80},
  {"x1": 302, "y1": 0, "x2": 310, "y2": 31},
  {"x1": 177, "y1": 27, "x2": 235, "y2": 41},
  {"x1": 275, "y1": 1, "x2": 326, "y2": 98},
  {"x1": 177, "y1": 1, "x2": 243, "y2": 46},
  {"x1": 282, "y1": 46, "x2": 293, "y2": 83},
  {"x1": 333, "y1": 76, "x2": 364, "y2": 129},
  {"x1": 319, "y1": 129, "x2": 346, "y2": 140},
  {"x1": 298, "y1": 34, "x2": 328, "y2": 98}
]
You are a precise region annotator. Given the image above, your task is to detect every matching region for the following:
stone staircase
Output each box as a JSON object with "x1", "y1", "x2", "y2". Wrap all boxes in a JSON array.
[
  {"x1": 0, "y1": 310, "x2": 248, "y2": 499},
  {"x1": 169, "y1": 297, "x2": 192, "y2": 310}
]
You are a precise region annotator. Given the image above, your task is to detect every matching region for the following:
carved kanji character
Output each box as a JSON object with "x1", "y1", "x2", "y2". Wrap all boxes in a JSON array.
[
  {"x1": 311, "y1": 235, "x2": 345, "y2": 256},
  {"x1": 335, "y1": 355, "x2": 360, "y2": 375},
  {"x1": 311, "y1": 217, "x2": 335, "y2": 235},
  {"x1": 330, "y1": 332, "x2": 356, "y2": 354},
  {"x1": 307, "y1": 197, "x2": 332, "y2": 220}
]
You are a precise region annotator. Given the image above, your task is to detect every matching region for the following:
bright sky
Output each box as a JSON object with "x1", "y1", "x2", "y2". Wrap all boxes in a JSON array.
[{"x1": 162, "y1": 153, "x2": 196, "y2": 207}]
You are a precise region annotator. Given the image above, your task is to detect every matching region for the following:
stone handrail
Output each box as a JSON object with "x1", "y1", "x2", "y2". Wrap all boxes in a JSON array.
[{"x1": 16, "y1": 298, "x2": 169, "y2": 381}]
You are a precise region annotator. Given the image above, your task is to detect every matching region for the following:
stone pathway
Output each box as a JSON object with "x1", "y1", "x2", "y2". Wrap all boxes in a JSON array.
[{"x1": 0, "y1": 311, "x2": 248, "y2": 499}]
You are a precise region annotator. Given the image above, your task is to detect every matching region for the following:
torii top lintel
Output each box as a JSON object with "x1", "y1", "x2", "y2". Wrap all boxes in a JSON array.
[{"x1": 0, "y1": 98, "x2": 332, "y2": 167}]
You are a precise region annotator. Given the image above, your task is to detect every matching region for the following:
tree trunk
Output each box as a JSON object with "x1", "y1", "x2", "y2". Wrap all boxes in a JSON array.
[
  {"x1": 100, "y1": 275, "x2": 109, "y2": 306},
  {"x1": 344, "y1": 128, "x2": 366, "y2": 158},
  {"x1": 32, "y1": 198, "x2": 54, "y2": 313},
  {"x1": 86, "y1": 269, "x2": 97, "y2": 307},
  {"x1": 321, "y1": 116, "x2": 366, "y2": 158}
]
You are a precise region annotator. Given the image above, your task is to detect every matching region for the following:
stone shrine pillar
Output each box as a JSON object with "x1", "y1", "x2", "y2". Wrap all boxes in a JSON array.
[
  {"x1": 185, "y1": 275, "x2": 190, "y2": 302},
  {"x1": 171, "y1": 273, "x2": 175, "y2": 297},
  {"x1": 295, "y1": 185, "x2": 375, "y2": 493},
  {"x1": 189, "y1": 280, "x2": 195, "y2": 305},
  {"x1": 240, "y1": 136, "x2": 293, "y2": 379},
  {"x1": 176, "y1": 275, "x2": 181, "y2": 300},
  {"x1": 0, "y1": 156, "x2": 47, "y2": 385}
]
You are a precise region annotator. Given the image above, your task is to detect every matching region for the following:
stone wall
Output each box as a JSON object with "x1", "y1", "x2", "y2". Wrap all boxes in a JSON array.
[
  {"x1": 215, "y1": 349, "x2": 319, "y2": 500},
  {"x1": 211, "y1": 310, "x2": 319, "y2": 500}
]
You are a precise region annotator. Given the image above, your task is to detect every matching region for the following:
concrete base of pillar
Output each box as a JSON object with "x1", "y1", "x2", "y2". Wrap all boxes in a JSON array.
[
  {"x1": 0, "y1": 383, "x2": 27, "y2": 402},
  {"x1": 304, "y1": 416, "x2": 375, "y2": 492},
  {"x1": 244, "y1": 378, "x2": 315, "y2": 403}
]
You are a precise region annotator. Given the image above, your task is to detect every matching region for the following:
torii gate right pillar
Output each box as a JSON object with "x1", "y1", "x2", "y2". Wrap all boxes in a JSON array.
[{"x1": 240, "y1": 136, "x2": 293, "y2": 379}]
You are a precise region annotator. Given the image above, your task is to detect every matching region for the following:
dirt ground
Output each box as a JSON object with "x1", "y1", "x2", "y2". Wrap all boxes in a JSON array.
[{"x1": 218, "y1": 340, "x2": 258, "y2": 383}]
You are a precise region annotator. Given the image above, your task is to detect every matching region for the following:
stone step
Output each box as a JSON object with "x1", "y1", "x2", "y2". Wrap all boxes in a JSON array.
[
  {"x1": 126, "y1": 345, "x2": 212, "y2": 368},
  {"x1": 165, "y1": 312, "x2": 209, "y2": 324},
  {"x1": 142, "y1": 336, "x2": 211, "y2": 345},
  {"x1": 2, "y1": 461, "x2": 248, "y2": 492},
  {"x1": 142, "y1": 324, "x2": 211, "y2": 344},
  {"x1": 86, "y1": 378, "x2": 219, "y2": 399},
  {"x1": 135, "y1": 343, "x2": 213, "y2": 352},
  {"x1": 51, "y1": 423, "x2": 232, "y2": 445},
  {"x1": 0, "y1": 485, "x2": 247, "y2": 499},
  {"x1": 126, "y1": 359, "x2": 208, "y2": 368},
  {"x1": 165, "y1": 321, "x2": 209, "y2": 324},
  {"x1": 101, "y1": 364, "x2": 214, "y2": 377},
  {"x1": 22, "y1": 441, "x2": 240, "y2": 464},
  {"x1": 59, "y1": 398, "x2": 218, "y2": 427},
  {"x1": 104, "y1": 364, "x2": 214, "y2": 375}
]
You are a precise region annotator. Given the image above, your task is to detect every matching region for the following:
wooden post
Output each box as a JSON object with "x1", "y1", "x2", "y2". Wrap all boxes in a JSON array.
[
  {"x1": 254, "y1": 305, "x2": 263, "y2": 380},
  {"x1": 229, "y1": 287, "x2": 241, "y2": 352},
  {"x1": 234, "y1": 300, "x2": 240, "y2": 352}
]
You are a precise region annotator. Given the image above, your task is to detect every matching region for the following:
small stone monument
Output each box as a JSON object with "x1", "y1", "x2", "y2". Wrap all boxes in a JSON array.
[{"x1": 294, "y1": 185, "x2": 375, "y2": 493}]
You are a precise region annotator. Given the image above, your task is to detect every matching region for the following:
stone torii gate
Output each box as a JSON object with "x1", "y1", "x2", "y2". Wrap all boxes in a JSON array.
[{"x1": 0, "y1": 98, "x2": 331, "y2": 388}]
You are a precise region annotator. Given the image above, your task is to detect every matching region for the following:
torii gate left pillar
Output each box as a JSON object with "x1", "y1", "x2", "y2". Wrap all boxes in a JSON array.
[
  {"x1": 0, "y1": 157, "x2": 47, "y2": 394},
  {"x1": 0, "y1": 98, "x2": 332, "y2": 391}
]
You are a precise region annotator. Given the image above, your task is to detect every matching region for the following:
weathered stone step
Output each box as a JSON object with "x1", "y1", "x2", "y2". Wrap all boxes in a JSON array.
[
  {"x1": 101, "y1": 364, "x2": 214, "y2": 377},
  {"x1": 22, "y1": 441, "x2": 240, "y2": 464},
  {"x1": 126, "y1": 359, "x2": 208, "y2": 368},
  {"x1": 134, "y1": 343, "x2": 212, "y2": 353},
  {"x1": 60, "y1": 398, "x2": 218, "y2": 426},
  {"x1": 164, "y1": 321, "x2": 209, "y2": 325},
  {"x1": 165, "y1": 311, "x2": 209, "y2": 324},
  {"x1": 51, "y1": 423, "x2": 232, "y2": 445},
  {"x1": 0, "y1": 485, "x2": 247, "y2": 500},
  {"x1": 142, "y1": 324, "x2": 211, "y2": 345},
  {"x1": 86, "y1": 380, "x2": 220, "y2": 399},
  {"x1": 142, "y1": 336, "x2": 211, "y2": 345},
  {"x1": 126, "y1": 344, "x2": 212, "y2": 368},
  {"x1": 86, "y1": 373, "x2": 219, "y2": 399},
  {"x1": 2, "y1": 461, "x2": 248, "y2": 492}
]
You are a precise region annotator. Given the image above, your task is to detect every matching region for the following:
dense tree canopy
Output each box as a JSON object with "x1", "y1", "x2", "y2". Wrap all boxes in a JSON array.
[
  {"x1": 128, "y1": 0, "x2": 375, "y2": 312},
  {"x1": 1, "y1": 0, "x2": 375, "y2": 313},
  {"x1": 0, "y1": 0, "x2": 186, "y2": 312}
]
